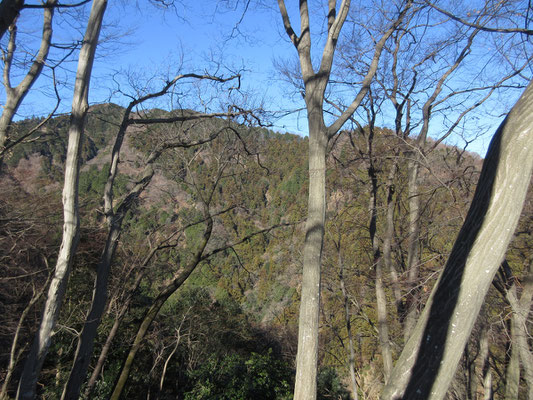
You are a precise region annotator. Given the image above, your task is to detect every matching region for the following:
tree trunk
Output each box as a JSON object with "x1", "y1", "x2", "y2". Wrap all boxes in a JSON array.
[
  {"x1": 478, "y1": 327, "x2": 491, "y2": 399},
  {"x1": 506, "y1": 259, "x2": 533, "y2": 399},
  {"x1": 367, "y1": 139, "x2": 393, "y2": 381},
  {"x1": 62, "y1": 165, "x2": 154, "y2": 400},
  {"x1": 403, "y1": 156, "x2": 421, "y2": 340},
  {"x1": 83, "y1": 244, "x2": 161, "y2": 398},
  {"x1": 293, "y1": 110, "x2": 327, "y2": 400},
  {"x1": 383, "y1": 158, "x2": 402, "y2": 319},
  {"x1": 382, "y1": 80, "x2": 533, "y2": 400},
  {"x1": 338, "y1": 243, "x2": 358, "y2": 400},
  {"x1": 15, "y1": 1, "x2": 107, "y2": 398},
  {"x1": 504, "y1": 318, "x2": 520, "y2": 400}
]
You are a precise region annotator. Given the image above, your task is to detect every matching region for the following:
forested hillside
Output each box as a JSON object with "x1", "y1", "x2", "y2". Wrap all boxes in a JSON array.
[
  {"x1": 1, "y1": 1, "x2": 533, "y2": 399},
  {"x1": 1, "y1": 104, "x2": 531, "y2": 399}
]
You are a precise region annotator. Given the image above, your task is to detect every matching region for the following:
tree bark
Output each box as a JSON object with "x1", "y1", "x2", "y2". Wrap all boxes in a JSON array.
[
  {"x1": 504, "y1": 318, "x2": 520, "y2": 400},
  {"x1": 382, "y1": 80, "x2": 533, "y2": 400},
  {"x1": 403, "y1": 155, "x2": 421, "y2": 340},
  {"x1": 15, "y1": 1, "x2": 107, "y2": 398},
  {"x1": 506, "y1": 259, "x2": 533, "y2": 399},
  {"x1": 338, "y1": 244, "x2": 359, "y2": 400},
  {"x1": 277, "y1": 1, "x2": 410, "y2": 397},
  {"x1": 61, "y1": 143, "x2": 155, "y2": 400},
  {"x1": 367, "y1": 126, "x2": 393, "y2": 381},
  {"x1": 293, "y1": 106, "x2": 328, "y2": 400}
]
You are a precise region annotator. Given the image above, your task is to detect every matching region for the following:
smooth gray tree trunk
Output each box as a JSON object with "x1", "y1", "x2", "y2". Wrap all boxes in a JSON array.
[
  {"x1": 506, "y1": 259, "x2": 533, "y2": 399},
  {"x1": 276, "y1": 1, "x2": 410, "y2": 398},
  {"x1": 504, "y1": 317, "x2": 520, "y2": 400},
  {"x1": 15, "y1": 1, "x2": 107, "y2": 398},
  {"x1": 382, "y1": 80, "x2": 533, "y2": 400}
]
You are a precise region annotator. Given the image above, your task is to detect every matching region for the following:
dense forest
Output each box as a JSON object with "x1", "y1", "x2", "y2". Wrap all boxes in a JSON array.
[{"x1": 0, "y1": 1, "x2": 533, "y2": 400}]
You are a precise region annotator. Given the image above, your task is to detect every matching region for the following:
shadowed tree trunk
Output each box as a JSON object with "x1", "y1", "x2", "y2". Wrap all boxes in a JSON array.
[
  {"x1": 15, "y1": 1, "x2": 107, "y2": 398},
  {"x1": 382, "y1": 79, "x2": 533, "y2": 400}
]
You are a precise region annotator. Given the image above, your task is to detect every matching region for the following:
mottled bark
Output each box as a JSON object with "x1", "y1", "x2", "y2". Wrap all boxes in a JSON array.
[
  {"x1": 382, "y1": 80, "x2": 533, "y2": 400},
  {"x1": 15, "y1": 1, "x2": 107, "y2": 398},
  {"x1": 367, "y1": 126, "x2": 393, "y2": 381}
]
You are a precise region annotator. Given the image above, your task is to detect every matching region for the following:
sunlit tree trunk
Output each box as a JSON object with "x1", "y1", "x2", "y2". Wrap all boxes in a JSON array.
[
  {"x1": 382, "y1": 80, "x2": 533, "y2": 400},
  {"x1": 504, "y1": 318, "x2": 520, "y2": 400},
  {"x1": 294, "y1": 107, "x2": 327, "y2": 399},
  {"x1": 506, "y1": 259, "x2": 533, "y2": 398},
  {"x1": 403, "y1": 155, "x2": 421, "y2": 340},
  {"x1": 15, "y1": 1, "x2": 107, "y2": 398},
  {"x1": 276, "y1": 1, "x2": 410, "y2": 397}
]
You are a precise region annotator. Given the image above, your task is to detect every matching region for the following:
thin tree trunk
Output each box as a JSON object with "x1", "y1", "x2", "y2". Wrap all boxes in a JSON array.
[
  {"x1": 83, "y1": 238, "x2": 173, "y2": 397},
  {"x1": 383, "y1": 158, "x2": 402, "y2": 319},
  {"x1": 403, "y1": 156, "x2": 421, "y2": 340},
  {"x1": 504, "y1": 318, "x2": 520, "y2": 400},
  {"x1": 16, "y1": 2, "x2": 106, "y2": 398},
  {"x1": 338, "y1": 242, "x2": 358, "y2": 400},
  {"x1": 478, "y1": 327, "x2": 491, "y2": 399},
  {"x1": 382, "y1": 80, "x2": 533, "y2": 400},
  {"x1": 367, "y1": 130, "x2": 393, "y2": 381},
  {"x1": 506, "y1": 259, "x2": 533, "y2": 399},
  {"x1": 61, "y1": 164, "x2": 154, "y2": 400}
]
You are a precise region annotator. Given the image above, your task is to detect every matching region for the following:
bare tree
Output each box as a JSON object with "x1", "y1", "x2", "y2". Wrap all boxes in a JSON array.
[
  {"x1": 16, "y1": 1, "x2": 107, "y2": 398},
  {"x1": 276, "y1": 1, "x2": 412, "y2": 398},
  {"x1": 60, "y1": 72, "x2": 242, "y2": 400}
]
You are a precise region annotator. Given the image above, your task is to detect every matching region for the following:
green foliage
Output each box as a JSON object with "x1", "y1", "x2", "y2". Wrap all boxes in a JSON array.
[
  {"x1": 183, "y1": 350, "x2": 293, "y2": 400},
  {"x1": 78, "y1": 163, "x2": 129, "y2": 202},
  {"x1": 317, "y1": 367, "x2": 351, "y2": 400}
]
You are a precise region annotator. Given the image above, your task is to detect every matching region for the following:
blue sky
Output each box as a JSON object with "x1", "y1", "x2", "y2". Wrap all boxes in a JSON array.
[{"x1": 3, "y1": 1, "x2": 531, "y2": 156}]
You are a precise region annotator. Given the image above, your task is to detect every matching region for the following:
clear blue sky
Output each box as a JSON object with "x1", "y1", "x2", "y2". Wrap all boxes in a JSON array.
[{"x1": 3, "y1": 0, "x2": 530, "y2": 156}]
